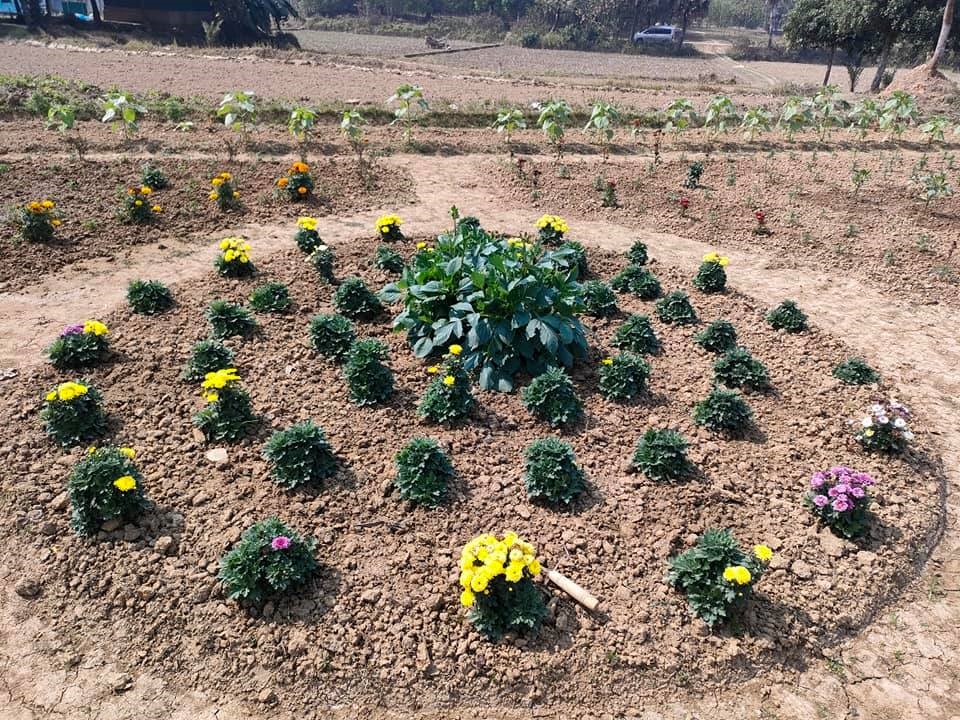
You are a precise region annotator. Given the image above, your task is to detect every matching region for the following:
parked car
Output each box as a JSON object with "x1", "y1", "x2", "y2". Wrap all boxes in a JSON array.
[{"x1": 633, "y1": 25, "x2": 680, "y2": 44}]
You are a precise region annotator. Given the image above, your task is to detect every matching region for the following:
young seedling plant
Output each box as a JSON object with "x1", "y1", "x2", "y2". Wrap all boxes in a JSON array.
[
  {"x1": 217, "y1": 90, "x2": 258, "y2": 150},
  {"x1": 101, "y1": 91, "x2": 146, "y2": 139},
  {"x1": 492, "y1": 108, "x2": 527, "y2": 156},
  {"x1": 389, "y1": 84, "x2": 429, "y2": 145},
  {"x1": 288, "y1": 105, "x2": 317, "y2": 159},
  {"x1": 46, "y1": 103, "x2": 88, "y2": 160},
  {"x1": 536, "y1": 99, "x2": 572, "y2": 163},
  {"x1": 584, "y1": 101, "x2": 619, "y2": 161},
  {"x1": 340, "y1": 109, "x2": 368, "y2": 173}
]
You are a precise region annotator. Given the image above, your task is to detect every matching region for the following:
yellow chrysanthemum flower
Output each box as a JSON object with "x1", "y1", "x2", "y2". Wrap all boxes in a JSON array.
[
  {"x1": 443, "y1": 375, "x2": 455, "y2": 386},
  {"x1": 220, "y1": 172, "x2": 232, "y2": 180},
  {"x1": 211, "y1": 177, "x2": 224, "y2": 187},
  {"x1": 45, "y1": 390, "x2": 57, "y2": 402},
  {"x1": 51, "y1": 219, "x2": 62, "y2": 227},
  {"x1": 723, "y1": 565, "x2": 752, "y2": 585},
  {"x1": 42, "y1": 199, "x2": 55, "y2": 209},
  {"x1": 83, "y1": 320, "x2": 109, "y2": 336},
  {"x1": 209, "y1": 192, "x2": 219, "y2": 201},
  {"x1": 754, "y1": 545, "x2": 773, "y2": 562},
  {"x1": 152, "y1": 205, "x2": 162, "y2": 213},
  {"x1": 297, "y1": 216, "x2": 318, "y2": 231},
  {"x1": 448, "y1": 344, "x2": 463, "y2": 356},
  {"x1": 416, "y1": 242, "x2": 427, "y2": 250},
  {"x1": 140, "y1": 186, "x2": 153, "y2": 195},
  {"x1": 427, "y1": 365, "x2": 440, "y2": 374},
  {"x1": 718, "y1": 256, "x2": 730, "y2": 267},
  {"x1": 460, "y1": 589, "x2": 476, "y2": 607},
  {"x1": 113, "y1": 475, "x2": 137, "y2": 492},
  {"x1": 119, "y1": 447, "x2": 136, "y2": 459},
  {"x1": 601, "y1": 357, "x2": 613, "y2": 365},
  {"x1": 202, "y1": 368, "x2": 241, "y2": 391}
]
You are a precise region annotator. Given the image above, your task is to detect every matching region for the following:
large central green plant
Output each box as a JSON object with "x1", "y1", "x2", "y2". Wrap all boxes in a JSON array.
[{"x1": 380, "y1": 218, "x2": 586, "y2": 392}]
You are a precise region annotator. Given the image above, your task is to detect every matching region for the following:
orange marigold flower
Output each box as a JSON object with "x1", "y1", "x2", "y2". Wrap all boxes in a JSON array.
[
  {"x1": 277, "y1": 177, "x2": 289, "y2": 188},
  {"x1": 297, "y1": 186, "x2": 308, "y2": 195}
]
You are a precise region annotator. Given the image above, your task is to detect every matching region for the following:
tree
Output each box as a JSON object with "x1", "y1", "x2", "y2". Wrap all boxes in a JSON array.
[
  {"x1": 675, "y1": 0, "x2": 710, "y2": 46},
  {"x1": 927, "y1": 0, "x2": 956, "y2": 73},
  {"x1": 210, "y1": 0, "x2": 299, "y2": 40}
]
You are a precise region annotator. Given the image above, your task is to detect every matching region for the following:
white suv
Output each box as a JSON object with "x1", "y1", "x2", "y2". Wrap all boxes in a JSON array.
[{"x1": 633, "y1": 25, "x2": 680, "y2": 44}]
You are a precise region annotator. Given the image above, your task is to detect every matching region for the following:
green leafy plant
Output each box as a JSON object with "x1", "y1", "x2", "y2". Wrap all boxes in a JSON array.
[
  {"x1": 310, "y1": 245, "x2": 336, "y2": 283},
  {"x1": 41, "y1": 380, "x2": 107, "y2": 448},
  {"x1": 703, "y1": 95, "x2": 737, "y2": 138},
  {"x1": 418, "y1": 349, "x2": 475, "y2": 424},
  {"x1": 183, "y1": 339, "x2": 234, "y2": 382},
  {"x1": 217, "y1": 90, "x2": 258, "y2": 143},
  {"x1": 394, "y1": 437, "x2": 453, "y2": 507},
  {"x1": 878, "y1": 90, "x2": 918, "y2": 140},
  {"x1": 833, "y1": 357, "x2": 879, "y2": 385},
  {"x1": 919, "y1": 115, "x2": 949, "y2": 144},
  {"x1": 695, "y1": 320, "x2": 737, "y2": 354},
  {"x1": 766, "y1": 300, "x2": 808, "y2": 332},
  {"x1": 309, "y1": 314, "x2": 356, "y2": 364},
  {"x1": 626, "y1": 240, "x2": 648, "y2": 266},
  {"x1": 388, "y1": 84, "x2": 429, "y2": 144},
  {"x1": 611, "y1": 314, "x2": 660, "y2": 355},
  {"x1": 249, "y1": 282, "x2": 291, "y2": 313},
  {"x1": 632, "y1": 428, "x2": 690, "y2": 482},
  {"x1": 656, "y1": 291, "x2": 698, "y2": 325},
  {"x1": 778, "y1": 96, "x2": 813, "y2": 140},
  {"x1": 524, "y1": 437, "x2": 585, "y2": 505},
  {"x1": 207, "y1": 300, "x2": 256, "y2": 340},
  {"x1": 127, "y1": 279, "x2": 173, "y2": 315},
  {"x1": 340, "y1": 109, "x2": 368, "y2": 168},
  {"x1": 536, "y1": 99, "x2": 573, "y2": 161},
  {"x1": 343, "y1": 338, "x2": 394, "y2": 406},
  {"x1": 692, "y1": 252, "x2": 728, "y2": 293},
  {"x1": 140, "y1": 164, "x2": 169, "y2": 190},
  {"x1": 582, "y1": 280, "x2": 618, "y2": 317},
  {"x1": 209, "y1": 171, "x2": 242, "y2": 212},
  {"x1": 740, "y1": 106, "x2": 773, "y2": 140},
  {"x1": 583, "y1": 101, "x2": 619, "y2": 160},
  {"x1": 694, "y1": 387, "x2": 753, "y2": 435},
  {"x1": 120, "y1": 184, "x2": 162, "y2": 224},
  {"x1": 714, "y1": 347, "x2": 770, "y2": 392},
  {"x1": 193, "y1": 368, "x2": 257, "y2": 443},
  {"x1": 491, "y1": 107, "x2": 527, "y2": 151},
  {"x1": 664, "y1": 98, "x2": 696, "y2": 137},
  {"x1": 219, "y1": 517, "x2": 318, "y2": 605},
  {"x1": 558, "y1": 240, "x2": 587, "y2": 277},
  {"x1": 521, "y1": 367, "x2": 582, "y2": 427},
  {"x1": 101, "y1": 91, "x2": 146, "y2": 138},
  {"x1": 68, "y1": 445, "x2": 148, "y2": 536},
  {"x1": 215, "y1": 237, "x2": 255, "y2": 278},
  {"x1": 288, "y1": 105, "x2": 317, "y2": 154},
  {"x1": 47, "y1": 320, "x2": 110, "y2": 369},
  {"x1": 263, "y1": 421, "x2": 337, "y2": 490},
  {"x1": 15, "y1": 199, "x2": 61, "y2": 242},
  {"x1": 598, "y1": 353, "x2": 650, "y2": 401},
  {"x1": 46, "y1": 103, "x2": 87, "y2": 159},
  {"x1": 375, "y1": 244, "x2": 405, "y2": 274},
  {"x1": 684, "y1": 160, "x2": 705, "y2": 189},
  {"x1": 294, "y1": 216, "x2": 323, "y2": 254},
  {"x1": 853, "y1": 399, "x2": 913, "y2": 453},
  {"x1": 380, "y1": 217, "x2": 587, "y2": 392},
  {"x1": 334, "y1": 277, "x2": 382, "y2": 320},
  {"x1": 668, "y1": 529, "x2": 771, "y2": 626},
  {"x1": 610, "y1": 264, "x2": 661, "y2": 299}
]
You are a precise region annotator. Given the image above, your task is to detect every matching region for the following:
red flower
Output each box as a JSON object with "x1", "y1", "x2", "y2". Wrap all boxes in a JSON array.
[
  {"x1": 755, "y1": 209, "x2": 766, "y2": 223},
  {"x1": 679, "y1": 196, "x2": 690, "y2": 209}
]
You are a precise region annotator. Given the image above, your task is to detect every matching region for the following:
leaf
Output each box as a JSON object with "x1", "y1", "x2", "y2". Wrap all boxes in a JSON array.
[{"x1": 412, "y1": 336, "x2": 434, "y2": 358}]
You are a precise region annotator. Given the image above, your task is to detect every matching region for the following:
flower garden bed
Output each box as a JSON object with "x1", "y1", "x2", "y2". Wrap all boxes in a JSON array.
[{"x1": 0, "y1": 220, "x2": 944, "y2": 712}]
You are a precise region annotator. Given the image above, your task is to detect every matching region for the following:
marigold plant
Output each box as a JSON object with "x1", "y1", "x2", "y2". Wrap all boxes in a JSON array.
[
  {"x1": 122, "y1": 185, "x2": 161, "y2": 224},
  {"x1": 713, "y1": 346, "x2": 770, "y2": 392},
  {"x1": 309, "y1": 313, "x2": 356, "y2": 364},
  {"x1": 854, "y1": 399, "x2": 913, "y2": 452},
  {"x1": 610, "y1": 264, "x2": 661, "y2": 299},
  {"x1": 276, "y1": 160, "x2": 314, "y2": 201},
  {"x1": 524, "y1": 437, "x2": 585, "y2": 505},
  {"x1": 374, "y1": 244, "x2": 405, "y2": 274},
  {"x1": 695, "y1": 319, "x2": 737, "y2": 354},
  {"x1": 216, "y1": 237, "x2": 255, "y2": 278},
  {"x1": 694, "y1": 387, "x2": 753, "y2": 435},
  {"x1": 294, "y1": 216, "x2": 323, "y2": 254},
  {"x1": 535, "y1": 213, "x2": 569, "y2": 245},
  {"x1": 68, "y1": 445, "x2": 148, "y2": 536},
  {"x1": 833, "y1": 357, "x2": 879, "y2": 385},
  {"x1": 806, "y1": 466, "x2": 876, "y2": 538},
  {"x1": 598, "y1": 352, "x2": 650, "y2": 401},
  {"x1": 766, "y1": 299, "x2": 807, "y2": 333},
  {"x1": 394, "y1": 437, "x2": 454, "y2": 506},
  {"x1": 459, "y1": 532, "x2": 546, "y2": 640},
  {"x1": 333, "y1": 277, "x2": 382, "y2": 320},
  {"x1": 47, "y1": 320, "x2": 110, "y2": 369},
  {"x1": 632, "y1": 428, "x2": 690, "y2": 482},
  {"x1": 263, "y1": 421, "x2": 338, "y2": 490},
  {"x1": 127, "y1": 280, "x2": 173, "y2": 315},
  {"x1": 249, "y1": 282, "x2": 291, "y2": 313},
  {"x1": 521, "y1": 367, "x2": 582, "y2": 427},
  {"x1": 209, "y1": 171, "x2": 241, "y2": 212},
  {"x1": 693, "y1": 251, "x2": 729, "y2": 293},
  {"x1": 417, "y1": 345, "x2": 475, "y2": 424},
  {"x1": 310, "y1": 245, "x2": 336, "y2": 283},
  {"x1": 375, "y1": 214, "x2": 404, "y2": 242},
  {"x1": 140, "y1": 163, "x2": 169, "y2": 190},
  {"x1": 193, "y1": 368, "x2": 258, "y2": 442},
  {"x1": 656, "y1": 290, "x2": 698, "y2": 325},
  {"x1": 581, "y1": 280, "x2": 619, "y2": 318},
  {"x1": 343, "y1": 338, "x2": 394, "y2": 406},
  {"x1": 42, "y1": 380, "x2": 107, "y2": 447},
  {"x1": 626, "y1": 240, "x2": 649, "y2": 266},
  {"x1": 183, "y1": 339, "x2": 235, "y2": 381},
  {"x1": 611, "y1": 314, "x2": 660, "y2": 355},
  {"x1": 207, "y1": 300, "x2": 256, "y2": 339},
  {"x1": 16, "y1": 199, "x2": 61, "y2": 242}
]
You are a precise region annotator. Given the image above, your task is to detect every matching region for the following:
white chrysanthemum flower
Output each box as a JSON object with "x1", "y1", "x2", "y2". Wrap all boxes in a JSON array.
[
  {"x1": 894, "y1": 417, "x2": 906, "y2": 428},
  {"x1": 861, "y1": 417, "x2": 873, "y2": 427},
  {"x1": 903, "y1": 431, "x2": 915, "y2": 441}
]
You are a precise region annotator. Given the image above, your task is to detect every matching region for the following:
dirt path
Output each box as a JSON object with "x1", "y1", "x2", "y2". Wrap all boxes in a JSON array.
[{"x1": 2, "y1": 154, "x2": 959, "y2": 719}]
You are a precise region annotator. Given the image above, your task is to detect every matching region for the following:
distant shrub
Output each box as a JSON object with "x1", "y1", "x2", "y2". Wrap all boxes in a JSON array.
[
  {"x1": 219, "y1": 517, "x2": 318, "y2": 605},
  {"x1": 598, "y1": 352, "x2": 650, "y2": 401},
  {"x1": 41, "y1": 380, "x2": 107, "y2": 447},
  {"x1": 193, "y1": 368, "x2": 257, "y2": 442},
  {"x1": 394, "y1": 437, "x2": 454, "y2": 507},
  {"x1": 263, "y1": 421, "x2": 337, "y2": 490},
  {"x1": 693, "y1": 252, "x2": 729, "y2": 293},
  {"x1": 183, "y1": 339, "x2": 234, "y2": 381},
  {"x1": 418, "y1": 347, "x2": 475, "y2": 424},
  {"x1": 521, "y1": 32, "x2": 540, "y2": 48},
  {"x1": 766, "y1": 299, "x2": 807, "y2": 332},
  {"x1": 207, "y1": 300, "x2": 256, "y2": 339},
  {"x1": 694, "y1": 387, "x2": 753, "y2": 435},
  {"x1": 611, "y1": 314, "x2": 660, "y2": 355},
  {"x1": 805, "y1": 466, "x2": 876, "y2": 538},
  {"x1": 309, "y1": 313, "x2": 356, "y2": 363},
  {"x1": 375, "y1": 244, "x2": 405, "y2": 273},
  {"x1": 127, "y1": 280, "x2": 173, "y2": 315},
  {"x1": 47, "y1": 320, "x2": 110, "y2": 369},
  {"x1": 713, "y1": 346, "x2": 770, "y2": 392},
  {"x1": 695, "y1": 319, "x2": 737, "y2": 354},
  {"x1": 611, "y1": 264, "x2": 662, "y2": 299},
  {"x1": 68, "y1": 445, "x2": 148, "y2": 536},
  {"x1": 626, "y1": 240, "x2": 649, "y2": 266},
  {"x1": 334, "y1": 277, "x2": 382, "y2": 320},
  {"x1": 524, "y1": 437, "x2": 585, "y2": 505},
  {"x1": 521, "y1": 367, "x2": 582, "y2": 427},
  {"x1": 343, "y1": 338, "x2": 394, "y2": 405},
  {"x1": 656, "y1": 291, "x2": 698, "y2": 325},
  {"x1": 249, "y1": 282, "x2": 291, "y2": 313},
  {"x1": 582, "y1": 280, "x2": 618, "y2": 317},
  {"x1": 294, "y1": 216, "x2": 324, "y2": 254},
  {"x1": 632, "y1": 428, "x2": 690, "y2": 482},
  {"x1": 833, "y1": 357, "x2": 879, "y2": 385}
]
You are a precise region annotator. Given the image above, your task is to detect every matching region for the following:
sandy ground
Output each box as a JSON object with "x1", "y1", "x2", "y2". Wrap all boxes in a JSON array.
[{"x1": 1, "y1": 153, "x2": 959, "y2": 719}]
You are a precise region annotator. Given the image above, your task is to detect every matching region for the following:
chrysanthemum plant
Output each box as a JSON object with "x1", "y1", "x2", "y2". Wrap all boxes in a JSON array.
[
  {"x1": 47, "y1": 320, "x2": 110, "y2": 369},
  {"x1": 459, "y1": 532, "x2": 547, "y2": 640},
  {"x1": 598, "y1": 352, "x2": 650, "y2": 401},
  {"x1": 713, "y1": 346, "x2": 770, "y2": 392},
  {"x1": 263, "y1": 421, "x2": 338, "y2": 490},
  {"x1": 611, "y1": 314, "x2": 660, "y2": 355},
  {"x1": 667, "y1": 528, "x2": 772, "y2": 627},
  {"x1": 193, "y1": 368, "x2": 258, "y2": 442},
  {"x1": 375, "y1": 214, "x2": 404, "y2": 242},
  {"x1": 17, "y1": 199, "x2": 61, "y2": 242},
  {"x1": 610, "y1": 264, "x2": 661, "y2": 299},
  {"x1": 249, "y1": 282, "x2": 291, "y2": 313},
  {"x1": 524, "y1": 437, "x2": 585, "y2": 504},
  {"x1": 417, "y1": 344, "x2": 475, "y2": 424},
  {"x1": 127, "y1": 280, "x2": 173, "y2": 315},
  {"x1": 294, "y1": 216, "x2": 323, "y2": 254},
  {"x1": 854, "y1": 399, "x2": 913, "y2": 452},
  {"x1": 334, "y1": 277, "x2": 382, "y2": 320},
  {"x1": 805, "y1": 466, "x2": 876, "y2": 538},
  {"x1": 521, "y1": 367, "x2": 582, "y2": 427},
  {"x1": 41, "y1": 380, "x2": 107, "y2": 447},
  {"x1": 833, "y1": 357, "x2": 879, "y2": 385},
  {"x1": 632, "y1": 428, "x2": 690, "y2": 481},
  {"x1": 535, "y1": 214, "x2": 569, "y2": 246},
  {"x1": 695, "y1": 319, "x2": 737, "y2": 354},
  {"x1": 209, "y1": 171, "x2": 242, "y2": 212},
  {"x1": 582, "y1": 280, "x2": 618, "y2": 317},
  {"x1": 656, "y1": 290, "x2": 698, "y2": 325},
  {"x1": 394, "y1": 437, "x2": 454, "y2": 506},
  {"x1": 219, "y1": 517, "x2": 318, "y2": 606},
  {"x1": 183, "y1": 339, "x2": 235, "y2": 382},
  {"x1": 693, "y1": 252, "x2": 728, "y2": 293},
  {"x1": 766, "y1": 299, "x2": 807, "y2": 333},
  {"x1": 68, "y1": 445, "x2": 147, "y2": 536},
  {"x1": 309, "y1": 314, "x2": 356, "y2": 364},
  {"x1": 694, "y1": 387, "x2": 753, "y2": 435},
  {"x1": 216, "y1": 237, "x2": 255, "y2": 278},
  {"x1": 375, "y1": 244, "x2": 405, "y2": 274},
  {"x1": 207, "y1": 300, "x2": 256, "y2": 339},
  {"x1": 276, "y1": 161, "x2": 314, "y2": 201},
  {"x1": 343, "y1": 339, "x2": 394, "y2": 405}
]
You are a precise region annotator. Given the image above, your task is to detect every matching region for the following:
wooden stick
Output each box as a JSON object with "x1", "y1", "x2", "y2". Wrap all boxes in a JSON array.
[{"x1": 544, "y1": 568, "x2": 600, "y2": 611}]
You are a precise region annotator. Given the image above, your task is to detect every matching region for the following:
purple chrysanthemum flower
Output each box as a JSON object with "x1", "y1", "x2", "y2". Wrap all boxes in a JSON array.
[
  {"x1": 832, "y1": 498, "x2": 851, "y2": 513},
  {"x1": 61, "y1": 323, "x2": 84, "y2": 337},
  {"x1": 270, "y1": 535, "x2": 291, "y2": 551},
  {"x1": 813, "y1": 494, "x2": 829, "y2": 507},
  {"x1": 850, "y1": 486, "x2": 865, "y2": 498}
]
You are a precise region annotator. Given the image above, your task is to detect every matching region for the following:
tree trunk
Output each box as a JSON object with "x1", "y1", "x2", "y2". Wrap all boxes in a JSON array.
[
  {"x1": 766, "y1": 2, "x2": 775, "y2": 48},
  {"x1": 90, "y1": 0, "x2": 102, "y2": 24},
  {"x1": 870, "y1": 40, "x2": 892, "y2": 92},
  {"x1": 629, "y1": 0, "x2": 640, "y2": 42},
  {"x1": 928, "y1": 0, "x2": 956, "y2": 74},
  {"x1": 678, "y1": 8, "x2": 689, "y2": 47},
  {"x1": 823, "y1": 45, "x2": 835, "y2": 85}
]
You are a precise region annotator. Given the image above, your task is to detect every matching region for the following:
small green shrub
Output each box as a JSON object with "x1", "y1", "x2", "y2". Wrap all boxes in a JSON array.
[
  {"x1": 833, "y1": 357, "x2": 879, "y2": 385},
  {"x1": 582, "y1": 280, "x2": 618, "y2": 317},
  {"x1": 418, "y1": 352, "x2": 475, "y2": 424},
  {"x1": 310, "y1": 245, "x2": 336, "y2": 282},
  {"x1": 309, "y1": 314, "x2": 356, "y2": 364},
  {"x1": 263, "y1": 421, "x2": 337, "y2": 490},
  {"x1": 16, "y1": 198, "x2": 61, "y2": 242},
  {"x1": 713, "y1": 347, "x2": 770, "y2": 392},
  {"x1": 632, "y1": 428, "x2": 690, "y2": 482},
  {"x1": 394, "y1": 437, "x2": 454, "y2": 507},
  {"x1": 343, "y1": 338, "x2": 394, "y2": 405},
  {"x1": 692, "y1": 253, "x2": 728, "y2": 293},
  {"x1": 558, "y1": 240, "x2": 587, "y2": 277},
  {"x1": 249, "y1": 282, "x2": 291, "y2": 313},
  {"x1": 294, "y1": 217, "x2": 324, "y2": 254},
  {"x1": 523, "y1": 437, "x2": 585, "y2": 504},
  {"x1": 219, "y1": 517, "x2": 318, "y2": 605},
  {"x1": 41, "y1": 381, "x2": 107, "y2": 447},
  {"x1": 695, "y1": 320, "x2": 737, "y2": 354},
  {"x1": 656, "y1": 291, "x2": 698, "y2": 325},
  {"x1": 334, "y1": 277, "x2": 382, "y2": 320},
  {"x1": 611, "y1": 314, "x2": 660, "y2": 355},
  {"x1": 207, "y1": 300, "x2": 256, "y2": 339},
  {"x1": 668, "y1": 529, "x2": 771, "y2": 626},
  {"x1": 375, "y1": 244, "x2": 405, "y2": 274},
  {"x1": 193, "y1": 368, "x2": 258, "y2": 442},
  {"x1": 626, "y1": 240, "x2": 649, "y2": 266},
  {"x1": 140, "y1": 163, "x2": 169, "y2": 190},
  {"x1": 694, "y1": 387, "x2": 753, "y2": 435},
  {"x1": 521, "y1": 367, "x2": 582, "y2": 427},
  {"x1": 611, "y1": 264, "x2": 662, "y2": 299},
  {"x1": 598, "y1": 353, "x2": 650, "y2": 401},
  {"x1": 47, "y1": 320, "x2": 110, "y2": 369},
  {"x1": 127, "y1": 280, "x2": 173, "y2": 315},
  {"x1": 183, "y1": 339, "x2": 234, "y2": 382},
  {"x1": 68, "y1": 445, "x2": 148, "y2": 536},
  {"x1": 766, "y1": 299, "x2": 807, "y2": 332}
]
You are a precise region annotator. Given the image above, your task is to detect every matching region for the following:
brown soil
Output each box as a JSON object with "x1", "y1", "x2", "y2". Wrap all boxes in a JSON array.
[{"x1": 885, "y1": 64, "x2": 960, "y2": 112}]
